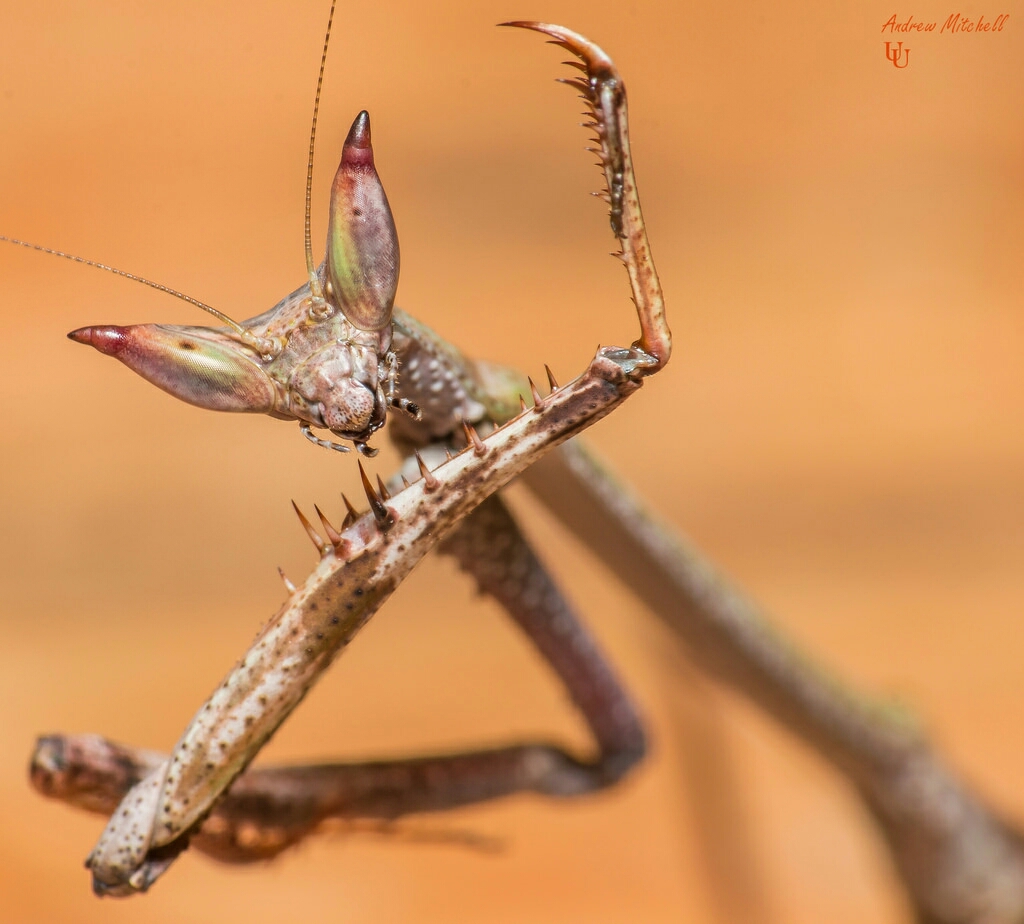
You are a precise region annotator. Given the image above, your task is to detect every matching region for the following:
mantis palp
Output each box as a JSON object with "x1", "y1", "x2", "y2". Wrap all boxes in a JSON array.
[{"x1": 4, "y1": 3, "x2": 1023, "y2": 921}]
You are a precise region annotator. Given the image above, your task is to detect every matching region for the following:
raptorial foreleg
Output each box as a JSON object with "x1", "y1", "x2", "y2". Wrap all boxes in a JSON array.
[{"x1": 31, "y1": 494, "x2": 649, "y2": 862}]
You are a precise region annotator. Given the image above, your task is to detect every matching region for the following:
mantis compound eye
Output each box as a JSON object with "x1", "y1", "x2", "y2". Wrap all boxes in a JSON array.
[
  {"x1": 325, "y1": 111, "x2": 399, "y2": 332},
  {"x1": 68, "y1": 323, "x2": 278, "y2": 414}
]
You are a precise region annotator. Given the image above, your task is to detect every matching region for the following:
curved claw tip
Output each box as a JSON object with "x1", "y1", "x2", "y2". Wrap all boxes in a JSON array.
[
  {"x1": 498, "y1": 21, "x2": 616, "y2": 73},
  {"x1": 342, "y1": 111, "x2": 373, "y2": 166},
  {"x1": 498, "y1": 21, "x2": 553, "y2": 36},
  {"x1": 67, "y1": 325, "x2": 129, "y2": 356}
]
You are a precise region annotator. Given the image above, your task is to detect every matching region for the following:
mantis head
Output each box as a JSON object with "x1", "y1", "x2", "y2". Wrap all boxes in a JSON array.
[{"x1": 67, "y1": 111, "x2": 402, "y2": 453}]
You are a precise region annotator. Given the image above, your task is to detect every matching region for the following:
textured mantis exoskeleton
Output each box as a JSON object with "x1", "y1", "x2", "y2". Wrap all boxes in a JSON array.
[
  {"x1": 11, "y1": 7, "x2": 1024, "y2": 922},
  {"x1": 27, "y1": 20, "x2": 670, "y2": 897}
]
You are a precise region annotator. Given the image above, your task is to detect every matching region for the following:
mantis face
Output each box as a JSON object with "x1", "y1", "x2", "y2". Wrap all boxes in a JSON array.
[{"x1": 68, "y1": 111, "x2": 402, "y2": 455}]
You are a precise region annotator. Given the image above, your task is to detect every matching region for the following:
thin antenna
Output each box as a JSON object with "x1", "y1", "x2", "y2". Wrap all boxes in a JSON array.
[
  {"x1": 0, "y1": 235, "x2": 247, "y2": 336},
  {"x1": 304, "y1": 0, "x2": 337, "y2": 302}
]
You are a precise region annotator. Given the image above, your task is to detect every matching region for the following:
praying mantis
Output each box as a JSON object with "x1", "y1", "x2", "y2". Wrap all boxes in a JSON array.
[{"x1": 2, "y1": 1, "x2": 1024, "y2": 924}]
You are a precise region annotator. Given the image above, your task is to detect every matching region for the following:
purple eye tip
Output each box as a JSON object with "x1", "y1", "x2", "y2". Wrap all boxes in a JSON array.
[
  {"x1": 342, "y1": 111, "x2": 373, "y2": 166},
  {"x1": 68, "y1": 325, "x2": 128, "y2": 356}
]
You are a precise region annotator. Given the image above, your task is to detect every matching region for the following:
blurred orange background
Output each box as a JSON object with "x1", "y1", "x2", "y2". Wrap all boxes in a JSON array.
[{"x1": 0, "y1": 1, "x2": 1021, "y2": 921}]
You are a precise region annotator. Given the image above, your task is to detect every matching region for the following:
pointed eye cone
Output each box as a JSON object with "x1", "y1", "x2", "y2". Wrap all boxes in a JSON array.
[
  {"x1": 68, "y1": 323, "x2": 277, "y2": 413},
  {"x1": 325, "y1": 111, "x2": 400, "y2": 332},
  {"x1": 68, "y1": 324, "x2": 131, "y2": 356}
]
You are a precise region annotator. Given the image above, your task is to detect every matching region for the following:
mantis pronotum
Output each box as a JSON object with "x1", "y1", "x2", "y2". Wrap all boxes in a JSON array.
[{"x1": 4, "y1": 3, "x2": 1019, "y2": 921}]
